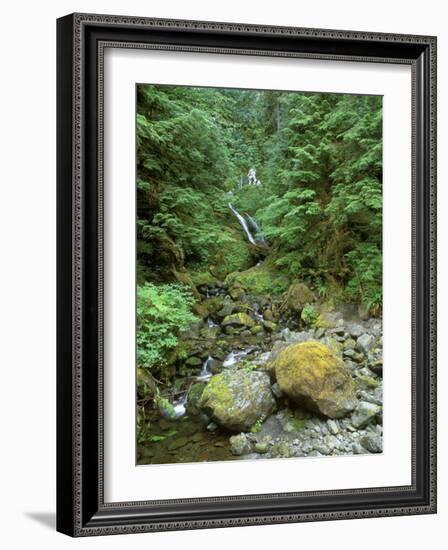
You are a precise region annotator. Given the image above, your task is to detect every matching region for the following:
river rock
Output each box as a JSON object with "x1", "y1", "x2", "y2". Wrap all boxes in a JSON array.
[
  {"x1": 356, "y1": 333, "x2": 375, "y2": 354},
  {"x1": 216, "y1": 301, "x2": 236, "y2": 318},
  {"x1": 185, "y1": 356, "x2": 203, "y2": 367},
  {"x1": 222, "y1": 312, "x2": 255, "y2": 329},
  {"x1": 284, "y1": 282, "x2": 314, "y2": 313},
  {"x1": 348, "y1": 324, "x2": 365, "y2": 339},
  {"x1": 229, "y1": 286, "x2": 245, "y2": 300},
  {"x1": 361, "y1": 433, "x2": 383, "y2": 453},
  {"x1": 273, "y1": 342, "x2": 357, "y2": 418},
  {"x1": 186, "y1": 383, "x2": 206, "y2": 416},
  {"x1": 281, "y1": 328, "x2": 313, "y2": 344},
  {"x1": 229, "y1": 433, "x2": 253, "y2": 455},
  {"x1": 198, "y1": 370, "x2": 276, "y2": 432},
  {"x1": 351, "y1": 401, "x2": 381, "y2": 428},
  {"x1": 327, "y1": 419, "x2": 339, "y2": 435},
  {"x1": 263, "y1": 320, "x2": 277, "y2": 332},
  {"x1": 263, "y1": 309, "x2": 275, "y2": 322}
]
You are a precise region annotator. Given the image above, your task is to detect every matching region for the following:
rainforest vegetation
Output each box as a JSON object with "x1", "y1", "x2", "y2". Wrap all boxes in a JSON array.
[{"x1": 136, "y1": 84, "x2": 383, "y2": 464}]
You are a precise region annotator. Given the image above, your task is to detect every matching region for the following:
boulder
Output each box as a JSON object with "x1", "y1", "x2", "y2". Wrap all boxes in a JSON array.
[
  {"x1": 284, "y1": 283, "x2": 314, "y2": 313},
  {"x1": 273, "y1": 342, "x2": 357, "y2": 418},
  {"x1": 198, "y1": 370, "x2": 276, "y2": 432},
  {"x1": 222, "y1": 312, "x2": 255, "y2": 329}
]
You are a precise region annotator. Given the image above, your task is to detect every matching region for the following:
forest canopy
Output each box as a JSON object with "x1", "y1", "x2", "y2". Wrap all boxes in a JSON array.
[{"x1": 136, "y1": 84, "x2": 382, "y2": 311}]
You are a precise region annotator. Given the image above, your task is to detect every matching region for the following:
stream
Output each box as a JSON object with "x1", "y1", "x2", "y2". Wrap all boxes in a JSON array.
[{"x1": 137, "y1": 204, "x2": 384, "y2": 465}]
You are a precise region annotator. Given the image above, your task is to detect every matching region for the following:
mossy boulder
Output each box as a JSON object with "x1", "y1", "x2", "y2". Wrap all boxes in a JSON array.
[
  {"x1": 225, "y1": 262, "x2": 290, "y2": 296},
  {"x1": 222, "y1": 312, "x2": 255, "y2": 328},
  {"x1": 189, "y1": 270, "x2": 218, "y2": 287},
  {"x1": 284, "y1": 282, "x2": 314, "y2": 313},
  {"x1": 273, "y1": 342, "x2": 357, "y2": 418},
  {"x1": 198, "y1": 370, "x2": 276, "y2": 432},
  {"x1": 192, "y1": 296, "x2": 223, "y2": 318},
  {"x1": 186, "y1": 383, "x2": 206, "y2": 416}
]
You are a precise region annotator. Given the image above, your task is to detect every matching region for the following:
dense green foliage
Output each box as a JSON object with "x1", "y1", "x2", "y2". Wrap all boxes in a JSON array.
[
  {"x1": 136, "y1": 283, "x2": 197, "y2": 372},
  {"x1": 256, "y1": 92, "x2": 382, "y2": 307},
  {"x1": 136, "y1": 84, "x2": 383, "y2": 377}
]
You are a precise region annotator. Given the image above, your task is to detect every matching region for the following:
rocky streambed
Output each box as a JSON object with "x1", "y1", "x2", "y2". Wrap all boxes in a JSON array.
[{"x1": 137, "y1": 279, "x2": 383, "y2": 465}]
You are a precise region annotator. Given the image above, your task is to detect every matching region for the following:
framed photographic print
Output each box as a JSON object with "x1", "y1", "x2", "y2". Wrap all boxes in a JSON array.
[{"x1": 56, "y1": 13, "x2": 437, "y2": 536}]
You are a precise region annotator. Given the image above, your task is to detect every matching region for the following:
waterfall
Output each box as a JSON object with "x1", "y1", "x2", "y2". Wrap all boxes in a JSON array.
[
  {"x1": 196, "y1": 355, "x2": 213, "y2": 381},
  {"x1": 172, "y1": 392, "x2": 188, "y2": 418},
  {"x1": 222, "y1": 348, "x2": 253, "y2": 367},
  {"x1": 246, "y1": 214, "x2": 266, "y2": 244},
  {"x1": 228, "y1": 203, "x2": 257, "y2": 245}
]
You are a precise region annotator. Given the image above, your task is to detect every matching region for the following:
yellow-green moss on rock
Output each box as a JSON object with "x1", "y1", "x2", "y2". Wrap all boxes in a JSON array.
[
  {"x1": 284, "y1": 282, "x2": 314, "y2": 313},
  {"x1": 222, "y1": 312, "x2": 255, "y2": 328},
  {"x1": 274, "y1": 342, "x2": 357, "y2": 418},
  {"x1": 198, "y1": 370, "x2": 276, "y2": 432},
  {"x1": 225, "y1": 262, "x2": 290, "y2": 296}
]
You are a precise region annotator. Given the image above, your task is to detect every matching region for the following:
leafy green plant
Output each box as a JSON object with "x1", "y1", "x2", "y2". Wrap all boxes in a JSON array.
[
  {"x1": 137, "y1": 283, "x2": 198, "y2": 372},
  {"x1": 250, "y1": 417, "x2": 265, "y2": 433},
  {"x1": 301, "y1": 303, "x2": 318, "y2": 325}
]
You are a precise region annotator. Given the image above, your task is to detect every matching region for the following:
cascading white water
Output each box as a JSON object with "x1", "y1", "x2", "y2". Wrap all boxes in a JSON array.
[
  {"x1": 246, "y1": 214, "x2": 266, "y2": 244},
  {"x1": 222, "y1": 348, "x2": 253, "y2": 367},
  {"x1": 228, "y1": 203, "x2": 257, "y2": 245},
  {"x1": 172, "y1": 392, "x2": 188, "y2": 418},
  {"x1": 196, "y1": 355, "x2": 213, "y2": 381}
]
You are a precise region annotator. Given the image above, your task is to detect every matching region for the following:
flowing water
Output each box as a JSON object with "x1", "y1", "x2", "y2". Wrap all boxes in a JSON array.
[
  {"x1": 246, "y1": 214, "x2": 267, "y2": 244},
  {"x1": 228, "y1": 203, "x2": 257, "y2": 245},
  {"x1": 196, "y1": 355, "x2": 213, "y2": 382}
]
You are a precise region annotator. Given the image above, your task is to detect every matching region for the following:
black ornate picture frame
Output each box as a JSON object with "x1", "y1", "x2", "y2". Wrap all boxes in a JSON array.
[{"x1": 56, "y1": 13, "x2": 437, "y2": 537}]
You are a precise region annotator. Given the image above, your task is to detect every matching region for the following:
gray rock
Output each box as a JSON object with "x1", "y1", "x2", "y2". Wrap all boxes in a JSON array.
[
  {"x1": 216, "y1": 301, "x2": 235, "y2": 318},
  {"x1": 271, "y1": 382, "x2": 284, "y2": 399},
  {"x1": 352, "y1": 442, "x2": 367, "y2": 454},
  {"x1": 308, "y1": 450, "x2": 323, "y2": 457},
  {"x1": 351, "y1": 401, "x2": 381, "y2": 429},
  {"x1": 229, "y1": 433, "x2": 253, "y2": 455},
  {"x1": 313, "y1": 442, "x2": 331, "y2": 455},
  {"x1": 254, "y1": 441, "x2": 269, "y2": 454},
  {"x1": 327, "y1": 419, "x2": 339, "y2": 435},
  {"x1": 356, "y1": 333, "x2": 376, "y2": 354},
  {"x1": 349, "y1": 324, "x2": 365, "y2": 339},
  {"x1": 370, "y1": 359, "x2": 383, "y2": 375},
  {"x1": 300, "y1": 440, "x2": 314, "y2": 453},
  {"x1": 281, "y1": 328, "x2": 313, "y2": 344},
  {"x1": 325, "y1": 435, "x2": 339, "y2": 450},
  {"x1": 361, "y1": 433, "x2": 383, "y2": 453}
]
